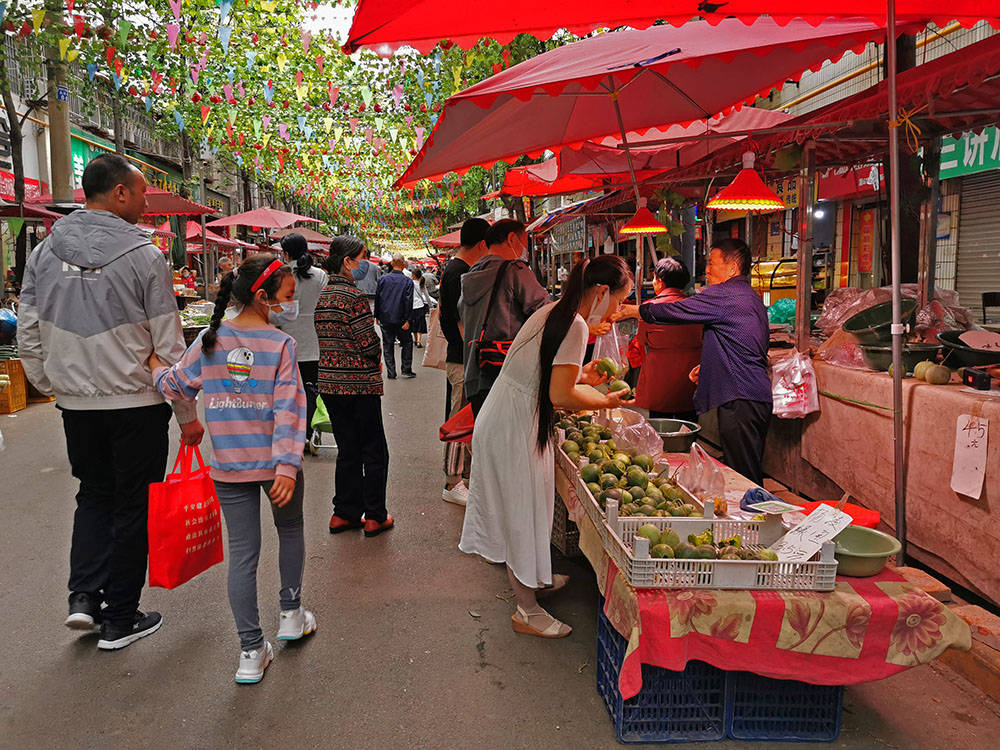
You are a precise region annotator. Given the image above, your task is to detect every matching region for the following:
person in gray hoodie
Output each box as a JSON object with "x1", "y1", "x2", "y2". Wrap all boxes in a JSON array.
[
  {"x1": 17, "y1": 154, "x2": 204, "y2": 651},
  {"x1": 459, "y1": 219, "x2": 549, "y2": 415}
]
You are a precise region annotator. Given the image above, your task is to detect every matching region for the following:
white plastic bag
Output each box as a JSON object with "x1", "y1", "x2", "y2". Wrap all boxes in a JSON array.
[
  {"x1": 677, "y1": 443, "x2": 726, "y2": 501},
  {"x1": 592, "y1": 324, "x2": 629, "y2": 369},
  {"x1": 594, "y1": 407, "x2": 663, "y2": 458},
  {"x1": 771, "y1": 350, "x2": 820, "y2": 418}
]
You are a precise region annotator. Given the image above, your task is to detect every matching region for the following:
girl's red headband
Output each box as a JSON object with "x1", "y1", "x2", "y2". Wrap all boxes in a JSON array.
[{"x1": 250, "y1": 259, "x2": 285, "y2": 293}]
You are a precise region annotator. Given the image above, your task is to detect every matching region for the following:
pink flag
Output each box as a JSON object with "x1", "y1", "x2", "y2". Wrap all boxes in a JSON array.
[
  {"x1": 364, "y1": 128, "x2": 373, "y2": 143},
  {"x1": 190, "y1": 65, "x2": 200, "y2": 86},
  {"x1": 301, "y1": 30, "x2": 311, "y2": 51},
  {"x1": 262, "y1": 114, "x2": 271, "y2": 130},
  {"x1": 392, "y1": 85, "x2": 404, "y2": 107},
  {"x1": 278, "y1": 123, "x2": 289, "y2": 141},
  {"x1": 328, "y1": 84, "x2": 339, "y2": 106},
  {"x1": 223, "y1": 84, "x2": 234, "y2": 103},
  {"x1": 348, "y1": 118, "x2": 359, "y2": 134},
  {"x1": 415, "y1": 126, "x2": 425, "y2": 151},
  {"x1": 169, "y1": 0, "x2": 181, "y2": 21},
  {"x1": 316, "y1": 56, "x2": 324, "y2": 74},
  {"x1": 404, "y1": 116, "x2": 413, "y2": 127},
  {"x1": 166, "y1": 24, "x2": 179, "y2": 52}
]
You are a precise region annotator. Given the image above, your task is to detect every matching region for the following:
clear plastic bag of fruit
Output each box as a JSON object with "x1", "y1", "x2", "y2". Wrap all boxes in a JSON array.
[
  {"x1": 592, "y1": 324, "x2": 630, "y2": 372},
  {"x1": 677, "y1": 443, "x2": 726, "y2": 502},
  {"x1": 593, "y1": 407, "x2": 662, "y2": 458}
]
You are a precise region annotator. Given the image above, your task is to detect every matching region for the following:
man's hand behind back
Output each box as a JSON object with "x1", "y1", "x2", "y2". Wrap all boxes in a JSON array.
[{"x1": 180, "y1": 419, "x2": 205, "y2": 446}]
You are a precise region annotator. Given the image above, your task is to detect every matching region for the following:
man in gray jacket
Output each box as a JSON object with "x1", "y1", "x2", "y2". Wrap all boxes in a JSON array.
[
  {"x1": 18, "y1": 154, "x2": 204, "y2": 651},
  {"x1": 459, "y1": 219, "x2": 549, "y2": 415}
]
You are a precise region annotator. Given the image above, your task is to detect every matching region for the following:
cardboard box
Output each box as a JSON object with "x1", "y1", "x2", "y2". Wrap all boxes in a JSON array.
[{"x1": 0, "y1": 359, "x2": 28, "y2": 414}]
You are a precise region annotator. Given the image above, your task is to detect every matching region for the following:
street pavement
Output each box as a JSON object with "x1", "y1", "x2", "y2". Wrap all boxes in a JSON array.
[{"x1": 1, "y1": 361, "x2": 998, "y2": 750}]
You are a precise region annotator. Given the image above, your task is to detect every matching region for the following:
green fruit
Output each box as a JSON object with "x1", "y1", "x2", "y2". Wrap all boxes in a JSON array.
[
  {"x1": 567, "y1": 430, "x2": 584, "y2": 444},
  {"x1": 626, "y1": 467, "x2": 649, "y2": 490},
  {"x1": 600, "y1": 428, "x2": 614, "y2": 441},
  {"x1": 612, "y1": 452, "x2": 632, "y2": 466},
  {"x1": 651, "y1": 543, "x2": 674, "y2": 559},
  {"x1": 584, "y1": 450, "x2": 603, "y2": 465},
  {"x1": 694, "y1": 544, "x2": 716, "y2": 560},
  {"x1": 566, "y1": 452, "x2": 579, "y2": 463},
  {"x1": 636, "y1": 523, "x2": 661, "y2": 546},
  {"x1": 674, "y1": 542, "x2": 697, "y2": 559},
  {"x1": 578, "y1": 415, "x2": 592, "y2": 423},
  {"x1": 913, "y1": 360, "x2": 934, "y2": 381},
  {"x1": 586, "y1": 482, "x2": 602, "y2": 497},
  {"x1": 622, "y1": 503, "x2": 638, "y2": 515},
  {"x1": 664, "y1": 487, "x2": 684, "y2": 503},
  {"x1": 758, "y1": 548, "x2": 779, "y2": 561},
  {"x1": 677, "y1": 503, "x2": 696, "y2": 516},
  {"x1": 605, "y1": 438, "x2": 617, "y2": 451},
  {"x1": 605, "y1": 460, "x2": 627, "y2": 479},
  {"x1": 925, "y1": 364, "x2": 951, "y2": 385},
  {"x1": 639, "y1": 504, "x2": 658, "y2": 516},
  {"x1": 628, "y1": 486, "x2": 646, "y2": 500},
  {"x1": 633, "y1": 454, "x2": 654, "y2": 471},
  {"x1": 600, "y1": 473, "x2": 620, "y2": 489},
  {"x1": 668, "y1": 505, "x2": 688, "y2": 517},
  {"x1": 645, "y1": 486, "x2": 664, "y2": 504},
  {"x1": 596, "y1": 356, "x2": 619, "y2": 378},
  {"x1": 720, "y1": 551, "x2": 742, "y2": 560},
  {"x1": 561, "y1": 440, "x2": 580, "y2": 454},
  {"x1": 580, "y1": 464, "x2": 601, "y2": 483},
  {"x1": 608, "y1": 379, "x2": 631, "y2": 396},
  {"x1": 620, "y1": 490, "x2": 633, "y2": 505}
]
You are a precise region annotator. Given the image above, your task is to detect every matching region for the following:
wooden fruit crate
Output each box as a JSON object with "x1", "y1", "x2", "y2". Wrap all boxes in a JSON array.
[{"x1": 0, "y1": 359, "x2": 28, "y2": 414}]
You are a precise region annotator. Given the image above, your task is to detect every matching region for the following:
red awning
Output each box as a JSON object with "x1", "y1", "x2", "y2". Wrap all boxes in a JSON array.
[
  {"x1": 206, "y1": 207, "x2": 320, "y2": 230},
  {"x1": 28, "y1": 186, "x2": 215, "y2": 217},
  {"x1": 493, "y1": 159, "x2": 611, "y2": 197},
  {"x1": 429, "y1": 228, "x2": 463, "y2": 248},
  {"x1": 0, "y1": 203, "x2": 64, "y2": 221},
  {"x1": 654, "y1": 32, "x2": 1000, "y2": 184},
  {"x1": 396, "y1": 18, "x2": 891, "y2": 187},
  {"x1": 344, "y1": 1, "x2": 998, "y2": 54},
  {"x1": 271, "y1": 226, "x2": 334, "y2": 244}
]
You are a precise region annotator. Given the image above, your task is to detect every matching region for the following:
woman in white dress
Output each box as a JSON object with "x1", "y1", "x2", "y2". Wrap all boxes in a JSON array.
[{"x1": 460, "y1": 255, "x2": 634, "y2": 638}]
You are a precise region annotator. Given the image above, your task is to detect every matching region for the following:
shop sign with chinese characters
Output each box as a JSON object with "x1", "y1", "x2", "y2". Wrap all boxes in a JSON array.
[
  {"x1": 939, "y1": 127, "x2": 1000, "y2": 180},
  {"x1": 767, "y1": 176, "x2": 799, "y2": 208}
]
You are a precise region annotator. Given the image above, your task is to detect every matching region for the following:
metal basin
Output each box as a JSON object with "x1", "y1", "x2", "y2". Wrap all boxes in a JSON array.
[
  {"x1": 843, "y1": 299, "x2": 918, "y2": 345},
  {"x1": 647, "y1": 418, "x2": 701, "y2": 453}
]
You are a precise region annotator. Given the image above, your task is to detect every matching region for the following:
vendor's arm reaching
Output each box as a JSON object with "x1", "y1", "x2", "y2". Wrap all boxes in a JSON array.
[{"x1": 639, "y1": 283, "x2": 726, "y2": 326}]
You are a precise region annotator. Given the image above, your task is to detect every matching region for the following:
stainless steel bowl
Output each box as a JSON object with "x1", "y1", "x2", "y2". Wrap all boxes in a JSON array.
[{"x1": 647, "y1": 418, "x2": 701, "y2": 453}]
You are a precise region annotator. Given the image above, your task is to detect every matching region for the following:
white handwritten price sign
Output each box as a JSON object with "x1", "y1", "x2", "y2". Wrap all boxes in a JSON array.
[
  {"x1": 951, "y1": 415, "x2": 988, "y2": 499},
  {"x1": 770, "y1": 503, "x2": 852, "y2": 562}
]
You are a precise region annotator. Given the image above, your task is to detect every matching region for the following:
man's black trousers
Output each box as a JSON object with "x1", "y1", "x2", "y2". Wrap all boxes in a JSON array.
[
  {"x1": 61, "y1": 403, "x2": 171, "y2": 626},
  {"x1": 716, "y1": 399, "x2": 771, "y2": 486}
]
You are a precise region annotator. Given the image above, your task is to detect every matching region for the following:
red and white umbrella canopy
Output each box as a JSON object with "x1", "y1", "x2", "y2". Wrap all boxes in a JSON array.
[
  {"x1": 344, "y1": 0, "x2": 997, "y2": 54},
  {"x1": 395, "y1": 17, "x2": 892, "y2": 187},
  {"x1": 206, "y1": 207, "x2": 320, "y2": 230}
]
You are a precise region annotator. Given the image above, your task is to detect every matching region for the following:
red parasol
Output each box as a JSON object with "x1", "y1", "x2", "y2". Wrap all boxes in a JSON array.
[
  {"x1": 206, "y1": 207, "x2": 320, "y2": 230},
  {"x1": 395, "y1": 17, "x2": 892, "y2": 187},
  {"x1": 270, "y1": 226, "x2": 334, "y2": 244},
  {"x1": 343, "y1": 0, "x2": 996, "y2": 54},
  {"x1": 28, "y1": 186, "x2": 215, "y2": 217},
  {"x1": 428, "y1": 228, "x2": 463, "y2": 248}
]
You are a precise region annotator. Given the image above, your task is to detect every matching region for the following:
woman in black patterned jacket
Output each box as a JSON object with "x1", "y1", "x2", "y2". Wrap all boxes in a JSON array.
[{"x1": 315, "y1": 236, "x2": 394, "y2": 538}]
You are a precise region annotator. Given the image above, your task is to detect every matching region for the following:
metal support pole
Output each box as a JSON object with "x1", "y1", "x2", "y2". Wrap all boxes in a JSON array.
[
  {"x1": 795, "y1": 141, "x2": 816, "y2": 352},
  {"x1": 887, "y1": 1, "x2": 907, "y2": 564}
]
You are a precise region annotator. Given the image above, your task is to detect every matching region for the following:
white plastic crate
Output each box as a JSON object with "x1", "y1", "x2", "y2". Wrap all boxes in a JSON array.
[{"x1": 605, "y1": 501, "x2": 838, "y2": 591}]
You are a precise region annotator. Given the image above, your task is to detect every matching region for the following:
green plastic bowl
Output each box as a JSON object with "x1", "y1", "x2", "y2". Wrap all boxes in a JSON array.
[{"x1": 833, "y1": 526, "x2": 902, "y2": 577}]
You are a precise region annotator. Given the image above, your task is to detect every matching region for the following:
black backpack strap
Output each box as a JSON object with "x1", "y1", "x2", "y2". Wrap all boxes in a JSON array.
[{"x1": 482, "y1": 260, "x2": 512, "y2": 323}]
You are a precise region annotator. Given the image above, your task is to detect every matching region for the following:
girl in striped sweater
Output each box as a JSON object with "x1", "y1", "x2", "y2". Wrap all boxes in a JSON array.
[{"x1": 149, "y1": 253, "x2": 315, "y2": 684}]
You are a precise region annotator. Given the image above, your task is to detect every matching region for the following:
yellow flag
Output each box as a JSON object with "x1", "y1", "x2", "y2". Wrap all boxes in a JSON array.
[
  {"x1": 66, "y1": 49, "x2": 79, "y2": 63},
  {"x1": 451, "y1": 65, "x2": 462, "y2": 90},
  {"x1": 276, "y1": 54, "x2": 288, "y2": 74},
  {"x1": 261, "y1": 1, "x2": 277, "y2": 11},
  {"x1": 323, "y1": 117, "x2": 333, "y2": 133},
  {"x1": 295, "y1": 85, "x2": 307, "y2": 101},
  {"x1": 262, "y1": 133, "x2": 271, "y2": 149},
  {"x1": 58, "y1": 38, "x2": 71, "y2": 60}
]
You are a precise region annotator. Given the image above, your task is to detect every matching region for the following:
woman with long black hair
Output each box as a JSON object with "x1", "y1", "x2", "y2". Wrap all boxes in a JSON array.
[
  {"x1": 279, "y1": 233, "x2": 328, "y2": 452},
  {"x1": 459, "y1": 256, "x2": 634, "y2": 638}
]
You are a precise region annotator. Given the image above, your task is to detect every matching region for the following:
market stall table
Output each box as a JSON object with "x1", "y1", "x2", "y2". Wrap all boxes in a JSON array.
[
  {"x1": 554, "y1": 454, "x2": 972, "y2": 706},
  {"x1": 771, "y1": 361, "x2": 1000, "y2": 606}
]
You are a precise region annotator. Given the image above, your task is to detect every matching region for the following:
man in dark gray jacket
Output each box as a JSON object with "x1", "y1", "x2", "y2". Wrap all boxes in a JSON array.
[
  {"x1": 459, "y1": 219, "x2": 549, "y2": 415},
  {"x1": 18, "y1": 154, "x2": 204, "y2": 651}
]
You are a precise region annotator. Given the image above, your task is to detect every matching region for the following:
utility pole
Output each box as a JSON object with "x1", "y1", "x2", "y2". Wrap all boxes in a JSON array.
[{"x1": 44, "y1": 0, "x2": 72, "y2": 202}]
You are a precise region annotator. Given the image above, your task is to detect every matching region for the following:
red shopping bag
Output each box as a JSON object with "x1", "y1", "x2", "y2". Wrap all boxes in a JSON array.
[
  {"x1": 148, "y1": 444, "x2": 224, "y2": 589},
  {"x1": 439, "y1": 403, "x2": 474, "y2": 444}
]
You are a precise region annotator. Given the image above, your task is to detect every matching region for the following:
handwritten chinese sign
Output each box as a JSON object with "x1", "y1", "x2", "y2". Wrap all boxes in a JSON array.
[
  {"x1": 939, "y1": 127, "x2": 1000, "y2": 180},
  {"x1": 770, "y1": 503, "x2": 851, "y2": 562},
  {"x1": 951, "y1": 415, "x2": 988, "y2": 499}
]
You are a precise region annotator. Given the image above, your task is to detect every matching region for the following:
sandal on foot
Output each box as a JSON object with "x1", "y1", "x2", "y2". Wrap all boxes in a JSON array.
[
  {"x1": 536, "y1": 574, "x2": 569, "y2": 600},
  {"x1": 511, "y1": 606, "x2": 571, "y2": 639}
]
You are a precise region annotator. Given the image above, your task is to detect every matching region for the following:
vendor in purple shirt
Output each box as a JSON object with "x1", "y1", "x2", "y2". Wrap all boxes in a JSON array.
[{"x1": 639, "y1": 239, "x2": 772, "y2": 484}]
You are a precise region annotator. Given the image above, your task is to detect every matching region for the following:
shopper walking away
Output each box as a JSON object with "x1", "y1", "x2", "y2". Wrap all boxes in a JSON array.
[
  {"x1": 438, "y1": 218, "x2": 490, "y2": 506},
  {"x1": 151, "y1": 253, "x2": 313, "y2": 684},
  {"x1": 316, "y1": 236, "x2": 394, "y2": 537},
  {"x1": 629, "y1": 258, "x2": 701, "y2": 421},
  {"x1": 459, "y1": 219, "x2": 549, "y2": 416},
  {"x1": 410, "y1": 268, "x2": 432, "y2": 348},
  {"x1": 460, "y1": 256, "x2": 634, "y2": 638},
  {"x1": 279, "y1": 232, "x2": 329, "y2": 452},
  {"x1": 639, "y1": 239, "x2": 771, "y2": 484},
  {"x1": 375, "y1": 253, "x2": 415, "y2": 379},
  {"x1": 17, "y1": 153, "x2": 204, "y2": 650}
]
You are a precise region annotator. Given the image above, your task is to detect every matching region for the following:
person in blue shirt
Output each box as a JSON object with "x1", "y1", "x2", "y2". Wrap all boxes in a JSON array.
[
  {"x1": 374, "y1": 253, "x2": 416, "y2": 379},
  {"x1": 639, "y1": 238, "x2": 772, "y2": 484}
]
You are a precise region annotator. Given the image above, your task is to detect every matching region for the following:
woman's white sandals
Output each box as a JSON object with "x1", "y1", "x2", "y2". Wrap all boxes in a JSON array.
[{"x1": 511, "y1": 606, "x2": 572, "y2": 638}]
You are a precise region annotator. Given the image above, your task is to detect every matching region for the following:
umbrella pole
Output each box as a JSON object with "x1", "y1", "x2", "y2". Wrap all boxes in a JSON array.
[
  {"x1": 609, "y1": 86, "x2": 645, "y2": 296},
  {"x1": 886, "y1": 0, "x2": 907, "y2": 564}
]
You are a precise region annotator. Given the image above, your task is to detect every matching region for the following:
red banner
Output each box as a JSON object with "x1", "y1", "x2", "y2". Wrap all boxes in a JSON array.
[
  {"x1": 0, "y1": 171, "x2": 43, "y2": 202},
  {"x1": 858, "y1": 209, "x2": 876, "y2": 274}
]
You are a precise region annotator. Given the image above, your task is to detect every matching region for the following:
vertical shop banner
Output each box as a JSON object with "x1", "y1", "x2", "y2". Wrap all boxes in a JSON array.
[
  {"x1": 768, "y1": 176, "x2": 799, "y2": 209},
  {"x1": 857, "y1": 209, "x2": 875, "y2": 274},
  {"x1": 940, "y1": 127, "x2": 1000, "y2": 180},
  {"x1": 839, "y1": 206, "x2": 852, "y2": 288}
]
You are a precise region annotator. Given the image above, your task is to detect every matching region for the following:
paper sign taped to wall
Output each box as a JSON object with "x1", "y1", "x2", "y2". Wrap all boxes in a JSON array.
[
  {"x1": 770, "y1": 503, "x2": 851, "y2": 562},
  {"x1": 951, "y1": 414, "x2": 988, "y2": 499}
]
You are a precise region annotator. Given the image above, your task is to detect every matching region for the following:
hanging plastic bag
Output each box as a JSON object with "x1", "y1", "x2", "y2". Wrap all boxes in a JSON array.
[
  {"x1": 677, "y1": 443, "x2": 726, "y2": 502},
  {"x1": 147, "y1": 444, "x2": 224, "y2": 589},
  {"x1": 312, "y1": 395, "x2": 333, "y2": 433},
  {"x1": 771, "y1": 350, "x2": 820, "y2": 418},
  {"x1": 422, "y1": 307, "x2": 449, "y2": 370},
  {"x1": 440, "y1": 403, "x2": 474, "y2": 444},
  {"x1": 592, "y1": 323, "x2": 630, "y2": 371},
  {"x1": 593, "y1": 407, "x2": 662, "y2": 458}
]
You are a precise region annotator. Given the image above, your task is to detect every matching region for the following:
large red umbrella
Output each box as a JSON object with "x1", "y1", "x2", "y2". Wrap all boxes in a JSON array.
[
  {"x1": 206, "y1": 207, "x2": 320, "y2": 230},
  {"x1": 395, "y1": 17, "x2": 891, "y2": 187},
  {"x1": 271, "y1": 226, "x2": 334, "y2": 244},
  {"x1": 429, "y1": 228, "x2": 464, "y2": 248},
  {"x1": 29, "y1": 186, "x2": 214, "y2": 217},
  {"x1": 344, "y1": 0, "x2": 994, "y2": 53},
  {"x1": 488, "y1": 159, "x2": 611, "y2": 197}
]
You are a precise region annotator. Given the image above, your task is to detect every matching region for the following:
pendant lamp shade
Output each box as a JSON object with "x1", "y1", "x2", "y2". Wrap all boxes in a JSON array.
[
  {"x1": 619, "y1": 198, "x2": 668, "y2": 235},
  {"x1": 706, "y1": 152, "x2": 786, "y2": 212}
]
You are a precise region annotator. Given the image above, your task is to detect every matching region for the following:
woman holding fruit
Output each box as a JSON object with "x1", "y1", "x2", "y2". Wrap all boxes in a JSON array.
[{"x1": 459, "y1": 255, "x2": 634, "y2": 639}]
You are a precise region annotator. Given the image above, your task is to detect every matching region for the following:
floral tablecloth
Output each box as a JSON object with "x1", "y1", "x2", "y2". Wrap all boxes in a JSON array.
[{"x1": 556, "y1": 461, "x2": 972, "y2": 701}]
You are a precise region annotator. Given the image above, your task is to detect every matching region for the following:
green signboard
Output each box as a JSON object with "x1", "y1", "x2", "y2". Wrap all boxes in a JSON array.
[
  {"x1": 69, "y1": 128, "x2": 183, "y2": 194},
  {"x1": 939, "y1": 126, "x2": 1000, "y2": 180}
]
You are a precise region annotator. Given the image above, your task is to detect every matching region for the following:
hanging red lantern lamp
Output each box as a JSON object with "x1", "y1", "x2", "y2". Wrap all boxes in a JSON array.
[
  {"x1": 705, "y1": 151, "x2": 785, "y2": 212},
  {"x1": 618, "y1": 198, "x2": 668, "y2": 236}
]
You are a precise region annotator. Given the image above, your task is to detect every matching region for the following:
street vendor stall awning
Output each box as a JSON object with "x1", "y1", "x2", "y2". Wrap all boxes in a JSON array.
[
  {"x1": 343, "y1": 0, "x2": 998, "y2": 54},
  {"x1": 526, "y1": 190, "x2": 632, "y2": 234},
  {"x1": 206, "y1": 207, "x2": 320, "y2": 230},
  {"x1": 28, "y1": 187, "x2": 215, "y2": 217},
  {"x1": 489, "y1": 158, "x2": 609, "y2": 197},
  {"x1": 651, "y1": 32, "x2": 1000, "y2": 185},
  {"x1": 270, "y1": 226, "x2": 334, "y2": 245},
  {"x1": 0, "y1": 203, "x2": 64, "y2": 221},
  {"x1": 395, "y1": 17, "x2": 892, "y2": 187},
  {"x1": 428, "y1": 228, "x2": 463, "y2": 248},
  {"x1": 138, "y1": 222, "x2": 175, "y2": 239},
  {"x1": 182, "y1": 222, "x2": 258, "y2": 249}
]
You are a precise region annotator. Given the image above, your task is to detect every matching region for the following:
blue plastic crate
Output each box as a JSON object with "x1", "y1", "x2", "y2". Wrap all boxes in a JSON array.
[
  {"x1": 596, "y1": 606, "x2": 726, "y2": 744},
  {"x1": 725, "y1": 670, "x2": 844, "y2": 742}
]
